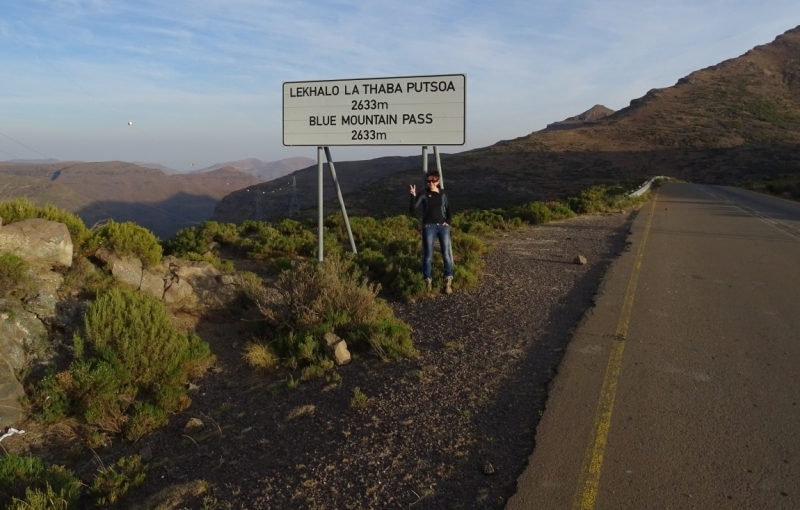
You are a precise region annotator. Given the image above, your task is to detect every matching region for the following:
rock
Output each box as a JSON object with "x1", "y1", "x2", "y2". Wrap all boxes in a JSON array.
[
  {"x1": 1, "y1": 309, "x2": 48, "y2": 370},
  {"x1": 163, "y1": 276, "x2": 196, "y2": 309},
  {"x1": 24, "y1": 271, "x2": 64, "y2": 321},
  {"x1": 574, "y1": 254, "x2": 588, "y2": 265},
  {"x1": 323, "y1": 332, "x2": 351, "y2": 366},
  {"x1": 139, "y1": 270, "x2": 165, "y2": 300},
  {"x1": 184, "y1": 418, "x2": 204, "y2": 431},
  {"x1": 0, "y1": 219, "x2": 73, "y2": 269},
  {"x1": 94, "y1": 248, "x2": 143, "y2": 288},
  {"x1": 217, "y1": 274, "x2": 236, "y2": 286},
  {"x1": 175, "y1": 262, "x2": 235, "y2": 308},
  {"x1": 139, "y1": 446, "x2": 153, "y2": 462},
  {"x1": 0, "y1": 357, "x2": 24, "y2": 427},
  {"x1": 482, "y1": 461, "x2": 496, "y2": 476}
]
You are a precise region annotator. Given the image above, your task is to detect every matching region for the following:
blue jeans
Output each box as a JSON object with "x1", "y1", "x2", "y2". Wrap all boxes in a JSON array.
[{"x1": 422, "y1": 224, "x2": 453, "y2": 280}]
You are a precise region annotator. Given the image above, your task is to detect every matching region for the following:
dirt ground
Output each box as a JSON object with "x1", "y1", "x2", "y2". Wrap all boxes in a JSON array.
[{"x1": 4, "y1": 210, "x2": 635, "y2": 509}]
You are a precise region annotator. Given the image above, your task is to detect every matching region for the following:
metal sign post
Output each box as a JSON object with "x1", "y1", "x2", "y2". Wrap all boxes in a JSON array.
[
  {"x1": 284, "y1": 74, "x2": 466, "y2": 261},
  {"x1": 318, "y1": 147, "x2": 324, "y2": 262},
  {"x1": 324, "y1": 147, "x2": 357, "y2": 255},
  {"x1": 434, "y1": 146, "x2": 444, "y2": 189}
]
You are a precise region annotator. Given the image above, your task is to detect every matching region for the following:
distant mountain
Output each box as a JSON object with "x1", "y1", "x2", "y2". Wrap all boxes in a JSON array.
[
  {"x1": 6, "y1": 159, "x2": 62, "y2": 164},
  {"x1": 131, "y1": 161, "x2": 182, "y2": 175},
  {"x1": 195, "y1": 157, "x2": 315, "y2": 182},
  {"x1": 544, "y1": 105, "x2": 615, "y2": 131},
  {"x1": 0, "y1": 161, "x2": 260, "y2": 237}
]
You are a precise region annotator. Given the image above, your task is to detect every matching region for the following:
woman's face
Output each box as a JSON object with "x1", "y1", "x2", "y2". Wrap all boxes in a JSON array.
[{"x1": 427, "y1": 177, "x2": 439, "y2": 190}]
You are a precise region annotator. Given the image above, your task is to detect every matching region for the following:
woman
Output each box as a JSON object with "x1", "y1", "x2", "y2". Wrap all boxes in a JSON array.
[{"x1": 409, "y1": 170, "x2": 454, "y2": 294}]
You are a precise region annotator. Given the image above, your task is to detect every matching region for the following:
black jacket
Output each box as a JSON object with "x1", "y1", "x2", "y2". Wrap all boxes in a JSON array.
[{"x1": 410, "y1": 190, "x2": 452, "y2": 224}]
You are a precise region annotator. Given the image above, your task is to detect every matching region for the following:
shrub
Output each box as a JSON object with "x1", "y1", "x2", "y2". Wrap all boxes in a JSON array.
[
  {"x1": 60, "y1": 256, "x2": 115, "y2": 299},
  {"x1": 246, "y1": 255, "x2": 416, "y2": 364},
  {"x1": 89, "y1": 220, "x2": 163, "y2": 266},
  {"x1": 244, "y1": 342, "x2": 279, "y2": 370},
  {"x1": 566, "y1": 184, "x2": 646, "y2": 214},
  {"x1": 546, "y1": 201, "x2": 576, "y2": 220},
  {"x1": 0, "y1": 252, "x2": 34, "y2": 300},
  {"x1": 30, "y1": 287, "x2": 215, "y2": 439},
  {"x1": 0, "y1": 454, "x2": 82, "y2": 509},
  {"x1": 0, "y1": 197, "x2": 91, "y2": 252},
  {"x1": 350, "y1": 387, "x2": 368, "y2": 409},
  {"x1": 163, "y1": 221, "x2": 240, "y2": 257},
  {"x1": 90, "y1": 455, "x2": 146, "y2": 506}
]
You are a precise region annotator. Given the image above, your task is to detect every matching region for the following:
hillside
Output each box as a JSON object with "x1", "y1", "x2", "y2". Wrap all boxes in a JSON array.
[
  {"x1": 341, "y1": 25, "x2": 800, "y2": 217},
  {"x1": 211, "y1": 154, "x2": 451, "y2": 222},
  {"x1": 194, "y1": 156, "x2": 315, "y2": 181},
  {"x1": 0, "y1": 161, "x2": 260, "y2": 237}
]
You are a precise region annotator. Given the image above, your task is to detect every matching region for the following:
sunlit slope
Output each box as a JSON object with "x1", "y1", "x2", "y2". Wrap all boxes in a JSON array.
[{"x1": 342, "y1": 26, "x2": 800, "y2": 217}]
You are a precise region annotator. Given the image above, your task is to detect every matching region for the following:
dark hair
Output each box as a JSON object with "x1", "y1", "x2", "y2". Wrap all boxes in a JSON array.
[{"x1": 426, "y1": 170, "x2": 440, "y2": 180}]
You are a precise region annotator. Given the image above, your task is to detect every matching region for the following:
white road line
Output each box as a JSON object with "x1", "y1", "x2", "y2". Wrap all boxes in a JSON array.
[{"x1": 699, "y1": 186, "x2": 800, "y2": 241}]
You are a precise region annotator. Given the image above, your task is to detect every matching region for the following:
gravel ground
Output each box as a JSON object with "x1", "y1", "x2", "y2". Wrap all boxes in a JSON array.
[{"x1": 5, "y1": 210, "x2": 634, "y2": 509}]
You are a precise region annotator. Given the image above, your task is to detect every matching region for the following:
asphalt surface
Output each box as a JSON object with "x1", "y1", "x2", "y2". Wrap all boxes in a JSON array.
[{"x1": 507, "y1": 183, "x2": 800, "y2": 510}]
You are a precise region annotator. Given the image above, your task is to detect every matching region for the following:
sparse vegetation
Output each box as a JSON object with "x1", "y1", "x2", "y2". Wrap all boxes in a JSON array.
[
  {"x1": 90, "y1": 455, "x2": 147, "y2": 506},
  {"x1": 244, "y1": 254, "x2": 416, "y2": 368},
  {"x1": 742, "y1": 173, "x2": 800, "y2": 201},
  {"x1": 0, "y1": 252, "x2": 34, "y2": 301},
  {"x1": 0, "y1": 453, "x2": 146, "y2": 508},
  {"x1": 0, "y1": 454, "x2": 82, "y2": 509},
  {"x1": 350, "y1": 387, "x2": 368, "y2": 409}
]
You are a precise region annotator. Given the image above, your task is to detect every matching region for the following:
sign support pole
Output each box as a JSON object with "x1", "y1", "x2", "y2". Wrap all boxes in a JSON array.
[
  {"x1": 317, "y1": 147, "x2": 324, "y2": 262},
  {"x1": 434, "y1": 146, "x2": 443, "y2": 189},
  {"x1": 422, "y1": 146, "x2": 428, "y2": 176},
  {"x1": 324, "y1": 147, "x2": 357, "y2": 255}
]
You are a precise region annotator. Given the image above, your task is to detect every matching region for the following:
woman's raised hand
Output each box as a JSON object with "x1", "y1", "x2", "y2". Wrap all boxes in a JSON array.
[{"x1": 409, "y1": 184, "x2": 417, "y2": 196}]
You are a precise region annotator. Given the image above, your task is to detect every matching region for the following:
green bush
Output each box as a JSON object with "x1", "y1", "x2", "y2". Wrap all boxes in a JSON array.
[
  {"x1": 90, "y1": 455, "x2": 146, "y2": 506},
  {"x1": 566, "y1": 184, "x2": 647, "y2": 214},
  {"x1": 164, "y1": 220, "x2": 240, "y2": 257},
  {"x1": 0, "y1": 252, "x2": 34, "y2": 300},
  {"x1": 0, "y1": 453, "x2": 147, "y2": 509},
  {"x1": 89, "y1": 220, "x2": 163, "y2": 266},
  {"x1": 246, "y1": 254, "x2": 416, "y2": 364},
  {"x1": 29, "y1": 287, "x2": 215, "y2": 440},
  {"x1": 0, "y1": 197, "x2": 90, "y2": 252},
  {"x1": 0, "y1": 454, "x2": 82, "y2": 509}
]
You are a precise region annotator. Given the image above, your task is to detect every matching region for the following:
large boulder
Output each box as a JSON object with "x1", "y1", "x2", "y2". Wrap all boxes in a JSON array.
[{"x1": 0, "y1": 219, "x2": 73, "y2": 269}]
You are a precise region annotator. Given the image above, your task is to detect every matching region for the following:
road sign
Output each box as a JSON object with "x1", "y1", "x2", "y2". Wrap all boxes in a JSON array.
[{"x1": 283, "y1": 74, "x2": 465, "y2": 146}]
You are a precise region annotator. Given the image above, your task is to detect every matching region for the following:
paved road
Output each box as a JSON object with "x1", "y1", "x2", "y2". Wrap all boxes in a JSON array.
[{"x1": 507, "y1": 183, "x2": 800, "y2": 510}]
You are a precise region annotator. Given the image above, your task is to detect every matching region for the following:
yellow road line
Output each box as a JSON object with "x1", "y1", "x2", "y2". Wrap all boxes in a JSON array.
[{"x1": 572, "y1": 191, "x2": 659, "y2": 510}]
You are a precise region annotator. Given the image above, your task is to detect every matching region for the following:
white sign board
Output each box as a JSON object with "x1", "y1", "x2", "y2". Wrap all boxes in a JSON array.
[{"x1": 283, "y1": 74, "x2": 465, "y2": 146}]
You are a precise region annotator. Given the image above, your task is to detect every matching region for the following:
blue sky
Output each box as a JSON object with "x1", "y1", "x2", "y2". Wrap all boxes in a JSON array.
[{"x1": 1, "y1": 1, "x2": 799, "y2": 171}]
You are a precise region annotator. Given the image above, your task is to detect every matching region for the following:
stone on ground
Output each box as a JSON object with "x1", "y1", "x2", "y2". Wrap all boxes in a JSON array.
[{"x1": 323, "y1": 332, "x2": 351, "y2": 365}]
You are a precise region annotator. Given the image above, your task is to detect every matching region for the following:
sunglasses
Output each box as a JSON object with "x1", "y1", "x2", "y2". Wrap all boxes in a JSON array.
[{"x1": 427, "y1": 179, "x2": 439, "y2": 183}]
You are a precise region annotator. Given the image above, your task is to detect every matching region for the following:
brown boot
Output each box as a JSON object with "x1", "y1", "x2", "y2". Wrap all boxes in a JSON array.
[{"x1": 445, "y1": 277, "x2": 453, "y2": 294}]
